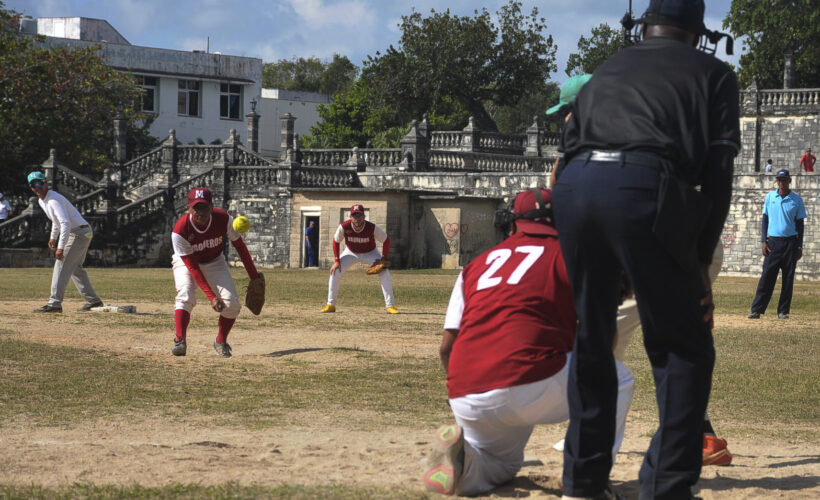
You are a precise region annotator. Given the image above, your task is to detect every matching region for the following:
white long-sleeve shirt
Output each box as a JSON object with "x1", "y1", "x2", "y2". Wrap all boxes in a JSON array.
[{"x1": 38, "y1": 190, "x2": 89, "y2": 249}]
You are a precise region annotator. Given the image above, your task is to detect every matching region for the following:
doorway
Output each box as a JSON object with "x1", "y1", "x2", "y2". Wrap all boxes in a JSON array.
[{"x1": 302, "y1": 214, "x2": 320, "y2": 267}]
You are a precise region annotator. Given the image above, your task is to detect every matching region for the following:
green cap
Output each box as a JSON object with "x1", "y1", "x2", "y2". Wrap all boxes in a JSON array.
[
  {"x1": 27, "y1": 171, "x2": 46, "y2": 184},
  {"x1": 546, "y1": 74, "x2": 592, "y2": 115}
]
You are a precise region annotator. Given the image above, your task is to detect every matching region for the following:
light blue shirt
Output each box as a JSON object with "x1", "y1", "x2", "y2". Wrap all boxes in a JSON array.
[{"x1": 763, "y1": 190, "x2": 806, "y2": 237}]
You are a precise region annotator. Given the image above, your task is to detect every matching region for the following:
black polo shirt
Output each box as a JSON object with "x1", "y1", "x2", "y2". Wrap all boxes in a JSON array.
[{"x1": 560, "y1": 36, "x2": 740, "y2": 184}]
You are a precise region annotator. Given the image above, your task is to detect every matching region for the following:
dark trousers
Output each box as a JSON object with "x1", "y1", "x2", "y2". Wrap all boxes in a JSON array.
[
  {"x1": 553, "y1": 160, "x2": 714, "y2": 500},
  {"x1": 306, "y1": 245, "x2": 317, "y2": 266},
  {"x1": 751, "y1": 237, "x2": 799, "y2": 315}
]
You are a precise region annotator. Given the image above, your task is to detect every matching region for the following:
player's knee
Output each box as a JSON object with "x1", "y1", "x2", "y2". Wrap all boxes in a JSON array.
[
  {"x1": 222, "y1": 299, "x2": 241, "y2": 318},
  {"x1": 175, "y1": 298, "x2": 195, "y2": 312}
]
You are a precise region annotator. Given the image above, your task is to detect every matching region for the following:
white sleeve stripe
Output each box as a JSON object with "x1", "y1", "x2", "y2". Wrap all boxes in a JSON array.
[{"x1": 443, "y1": 272, "x2": 465, "y2": 330}]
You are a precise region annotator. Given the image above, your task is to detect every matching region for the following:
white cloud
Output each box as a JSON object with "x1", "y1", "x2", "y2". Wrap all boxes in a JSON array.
[{"x1": 284, "y1": 0, "x2": 375, "y2": 29}]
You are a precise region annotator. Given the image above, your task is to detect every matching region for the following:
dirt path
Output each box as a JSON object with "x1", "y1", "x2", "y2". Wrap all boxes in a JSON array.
[{"x1": 1, "y1": 301, "x2": 818, "y2": 498}]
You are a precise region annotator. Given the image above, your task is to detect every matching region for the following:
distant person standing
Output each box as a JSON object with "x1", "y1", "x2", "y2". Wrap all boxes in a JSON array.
[
  {"x1": 0, "y1": 192, "x2": 10, "y2": 221},
  {"x1": 799, "y1": 147, "x2": 815, "y2": 173},
  {"x1": 748, "y1": 169, "x2": 806, "y2": 320},
  {"x1": 764, "y1": 159, "x2": 773, "y2": 174},
  {"x1": 27, "y1": 171, "x2": 103, "y2": 313},
  {"x1": 305, "y1": 221, "x2": 318, "y2": 267}
]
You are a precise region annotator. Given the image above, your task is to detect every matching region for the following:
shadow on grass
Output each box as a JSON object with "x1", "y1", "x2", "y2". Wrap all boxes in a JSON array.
[
  {"x1": 697, "y1": 473, "x2": 820, "y2": 493},
  {"x1": 263, "y1": 348, "x2": 325, "y2": 358}
]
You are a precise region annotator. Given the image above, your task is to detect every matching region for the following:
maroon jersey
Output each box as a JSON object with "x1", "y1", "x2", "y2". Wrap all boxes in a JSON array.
[
  {"x1": 335, "y1": 219, "x2": 384, "y2": 253},
  {"x1": 171, "y1": 208, "x2": 238, "y2": 263},
  {"x1": 444, "y1": 232, "x2": 576, "y2": 399}
]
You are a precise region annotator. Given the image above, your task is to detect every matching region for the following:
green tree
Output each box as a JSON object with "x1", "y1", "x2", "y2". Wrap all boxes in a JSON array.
[
  {"x1": 724, "y1": 0, "x2": 820, "y2": 88},
  {"x1": 0, "y1": 2, "x2": 149, "y2": 188},
  {"x1": 362, "y1": 0, "x2": 557, "y2": 132},
  {"x1": 262, "y1": 54, "x2": 358, "y2": 95},
  {"x1": 565, "y1": 23, "x2": 623, "y2": 76}
]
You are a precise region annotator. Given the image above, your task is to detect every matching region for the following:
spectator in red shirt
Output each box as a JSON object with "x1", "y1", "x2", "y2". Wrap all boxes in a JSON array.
[{"x1": 799, "y1": 148, "x2": 815, "y2": 173}]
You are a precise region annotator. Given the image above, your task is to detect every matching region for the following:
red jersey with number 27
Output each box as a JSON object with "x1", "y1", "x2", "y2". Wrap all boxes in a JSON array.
[{"x1": 444, "y1": 231, "x2": 576, "y2": 399}]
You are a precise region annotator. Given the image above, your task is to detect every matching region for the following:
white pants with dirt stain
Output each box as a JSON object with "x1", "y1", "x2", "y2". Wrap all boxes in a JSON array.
[
  {"x1": 326, "y1": 248, "x2": 394, "y2": 307},
  {"x1": 172, "y1": 254, "x2": 241, "y2": 319}
]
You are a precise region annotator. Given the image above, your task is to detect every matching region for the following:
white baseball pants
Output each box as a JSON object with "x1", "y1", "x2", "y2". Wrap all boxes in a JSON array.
[
  {"x1": 327, "y1": 248, "x2": 394, "y2": 307},
  {"x1": 172, "y1": 255, "x2": 241, "y2": 319},
  {"x1": 48, "y1": 225, "x2": 101, "y2": 307},
  {"x1": 450, "y1": 354, "x2": 635, "y2": 496}
]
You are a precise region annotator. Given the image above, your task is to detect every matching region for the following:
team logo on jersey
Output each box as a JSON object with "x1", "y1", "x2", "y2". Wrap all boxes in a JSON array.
[
  {"x1": 191, "y1": 236, "x2": 223, "y2": 252},
  {"x1": 347, "y1": 236, "x2": 370, "y2": 243}
]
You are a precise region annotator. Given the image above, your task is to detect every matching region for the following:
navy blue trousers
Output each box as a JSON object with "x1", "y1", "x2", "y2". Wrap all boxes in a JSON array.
[
  {"x1": 553, "y1": 160, "x2": 715, "y2": 500},
  {"x1": 750, "y1": 237, "x2": 799, "y2": 315}
]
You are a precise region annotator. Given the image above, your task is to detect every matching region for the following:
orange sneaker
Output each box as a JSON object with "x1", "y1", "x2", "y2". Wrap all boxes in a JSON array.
[{"x1": 703, "y1": 435, "x2": 732, "y2": 466}]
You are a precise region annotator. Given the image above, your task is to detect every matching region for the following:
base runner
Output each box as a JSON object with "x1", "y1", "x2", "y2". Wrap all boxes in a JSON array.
[
  {"x1": 320, "y1": 203, "x2": 398, "y2": 314},
  {"x1": 170, "y1": 187, "x2": 260, "y2": 358}
]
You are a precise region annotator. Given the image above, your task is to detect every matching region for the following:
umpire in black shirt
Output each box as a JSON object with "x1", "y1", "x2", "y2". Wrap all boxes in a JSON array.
[{"x1": 552, "y1": 1, "x2": 740, "y2": 499}]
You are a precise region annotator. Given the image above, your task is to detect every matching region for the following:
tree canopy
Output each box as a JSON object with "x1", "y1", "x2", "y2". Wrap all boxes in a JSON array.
[
  {"x1": 0, "y1": 2, "x2": 153, "y2": 190},
  {"x1": 565, "y1": 23, "x2": 623, "y2": 76},
  {"x1": 262, "y1": 54, "x2": 358, "y2": 95},
  {"x1": 724, "y1": 0, "x2": 820, "y2": 89}
]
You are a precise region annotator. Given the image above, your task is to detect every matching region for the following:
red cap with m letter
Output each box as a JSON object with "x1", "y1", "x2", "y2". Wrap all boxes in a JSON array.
[{"x1": 187, "y1": 187, "x2": 213, "y2": 209}]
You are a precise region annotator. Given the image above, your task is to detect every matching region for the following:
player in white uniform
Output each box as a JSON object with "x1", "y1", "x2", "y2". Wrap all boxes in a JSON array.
[
  {"x1": 320, "y1": 203, "x2": 398, "y2": 314},
  {"x1": 28, "y1": 171, "x2": 103, "y2": 313},
  {"x1": 170, "y1": 187, "x2": 260, "y2": 358}
]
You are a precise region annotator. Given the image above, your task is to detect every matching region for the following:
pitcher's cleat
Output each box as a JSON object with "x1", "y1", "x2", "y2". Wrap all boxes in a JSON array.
[
  {"x1": 77, "y1": 300, "x2": 104, "y2": 312},
  {"x1": 320, "y1": 304, "x2": 336, "y2": 313},
  {"x1": 33, "y1": 304, "x2": 62, "y2": 313},
  {"x1": 386, "y1": 306, "x2": 400, "y2": 314},
  {"x1": 171, "y1": 338, "x2": 187, "y2": 356},
  {"x1": 213, "y1": 341, "x2": 232, "y2": 358},
  {"x1": 703, "y1": 435, "x2": 732, "y2": 466},
  {"x1": 423, "y1": 424, "x2": 464, "y2": 495}
]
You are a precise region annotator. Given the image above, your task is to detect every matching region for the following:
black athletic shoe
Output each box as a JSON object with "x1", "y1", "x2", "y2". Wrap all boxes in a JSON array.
[
  {"x1": 747, "y1": 312, "x2": 761, "y2": 319},
  {"x1": 171, "y1": 338, "x2": 187, "y2": 356},
  {"x1": 213, "y1": 341, "x2": 232, "y2": 358},
  {"x1": 77, "y1": 300, "x2": 104, "y2": 312},
  {"x1": 778, "y1": 313, "x2": 789, "y2": 319},
  {"x1": 33, "y1": 304, "x2": 62, "y2": 313}
]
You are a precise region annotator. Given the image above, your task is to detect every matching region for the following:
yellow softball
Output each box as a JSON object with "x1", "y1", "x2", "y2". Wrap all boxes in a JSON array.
[{"x1": 233, "y1": 215, "x2": 251, "y2": 234}]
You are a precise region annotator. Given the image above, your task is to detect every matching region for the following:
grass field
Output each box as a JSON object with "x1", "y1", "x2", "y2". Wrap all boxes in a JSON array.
[{"x1": 0, "y1": 268, "x2": 817, "y2": 499}]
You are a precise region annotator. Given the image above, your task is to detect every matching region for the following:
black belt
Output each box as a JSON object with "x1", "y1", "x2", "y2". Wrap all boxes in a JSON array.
[
  {"x1": 572, "y1": 150, "x2": 670, "y2": 170},
  {"x1": 768, "y1": 235, "x2": 796, "y2": 241}
]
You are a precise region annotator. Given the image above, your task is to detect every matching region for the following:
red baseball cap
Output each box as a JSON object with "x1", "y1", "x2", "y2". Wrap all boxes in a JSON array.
[
  {"x1": 513, "y1": 188, "x2": 557, "y2": 236},
  {"x1": 187, "y1": 187, "x2": 213, "y2": 208},
  {"x1": 350, "y1": 204, "x2": 365, "y2": 215}
]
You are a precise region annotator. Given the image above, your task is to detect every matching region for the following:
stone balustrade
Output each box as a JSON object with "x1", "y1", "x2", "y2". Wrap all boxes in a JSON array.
[
  {"x1": 116, "y1": 190, "x2": 167, "y2": 226},
  {"x1": 121, "y1": 148, "x2": 163, "y2": 188},
  {"x1": 301, "y1": 149, "x2": 353, "y2": 167},
  {"x1": 359, "y1": 149, "x2": 403, "y2": 167},
  {"x1": 477, "y1": 132, "x2": 526, "y2": 154},
  {"x1": 293, "y1": 166, "x2": 358, "y2": 188},
  {"x1": 55, "y1": 165, "x2": 98, "y2": 197},
  {"x1": 178, "y1": 145, "x2": 224, "y2": 164},
  {"x1": 430, "y1": 151, "x2": 549, "y2": 172},
  {"x1": 430, "y1": 131, "x2": 463, "y2": 149}
]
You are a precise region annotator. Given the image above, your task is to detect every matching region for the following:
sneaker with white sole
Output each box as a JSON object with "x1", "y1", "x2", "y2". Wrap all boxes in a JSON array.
[
  {"x1": 424, "y1": 424, "x2": 464, "y2": 495},
  {"x1": 77, "y1": 300, "x2": 104, "y2": 312},
  {"x1": 213, "y1": 341, "x2": 232, "y2": 358},
  {"x1": 171, "y1": 338, "x2": 187, "y2": 356},
  {"x1": 703, "y1": 435, "x2": 732, "y2": 466}
]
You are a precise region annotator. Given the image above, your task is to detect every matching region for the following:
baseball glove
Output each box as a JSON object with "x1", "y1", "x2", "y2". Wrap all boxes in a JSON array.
[
  {"x1": 366, "y1": 258, "x2": 391, "y2": 275},
  {"x1": 244, "y1": 273, "x2": 265, "y2": 315}
]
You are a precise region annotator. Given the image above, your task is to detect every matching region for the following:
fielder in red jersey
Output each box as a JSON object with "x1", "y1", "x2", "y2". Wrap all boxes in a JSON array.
[
  {"x1": 169, "y1": 187, "x2": 259, "y2": 358},
  {"x1": 423, "y1": 188, "x2": 634, "y2": 496},
  {"x1": 320, "y1": 203, "x2": 397, "y2": 314}
]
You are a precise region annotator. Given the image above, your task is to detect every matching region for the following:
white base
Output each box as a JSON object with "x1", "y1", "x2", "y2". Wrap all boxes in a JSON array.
[{"x1": 89, "y1": 304, "x2": 137, "y2": 313}]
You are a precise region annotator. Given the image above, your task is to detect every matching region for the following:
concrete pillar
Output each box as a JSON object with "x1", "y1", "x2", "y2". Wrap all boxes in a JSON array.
[
  {"x1": 246, "y1": 99, "x2": 260, "y2": 153},
  {"x1": 525, "y1": 115, "x2": 541, "y2": 157},
  {"x1": 112, "y1": 114, "x2": 127, "y2": 164},
  {"x1": 400, "y1": 117, "x2": 430, "y2": 171},
  {"x1": 280, "y1": 113, "x2": 296, "y2": 161},
  {"x1": 41, "y1": 149, "x2": 58, "y2": 189},
  {"x1": 161, "y1": 130, "x2": 179, "y2": 189},
  {"x1": 783, "y1": 50, "x2": 794, "y2": 89}
]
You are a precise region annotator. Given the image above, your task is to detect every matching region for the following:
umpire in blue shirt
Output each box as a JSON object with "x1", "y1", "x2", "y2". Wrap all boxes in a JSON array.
[
  {"x1": 748, "y1": 169, "x2": 806, "y2": 319},
  {"x1": 551, "y1": 1, "x2": 740, "y2": 498}
]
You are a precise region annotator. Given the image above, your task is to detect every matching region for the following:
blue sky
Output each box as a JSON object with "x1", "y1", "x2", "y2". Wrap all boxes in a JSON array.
[{"x1": 8, "y1": 0, "x2": 739, "y2": 81}]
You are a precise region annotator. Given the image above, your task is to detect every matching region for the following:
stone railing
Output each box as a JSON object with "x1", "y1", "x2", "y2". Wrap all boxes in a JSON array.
[
  {"x1": 429, "y1": 151, "x2": 550, "y2": 172},
  {"x1": 741, "y1": 88, "x2": 820, "y2": 116},
  {"x1": 0, "y1": 212, "x2": 38, "y2": 246},
  {"x1": 236, "y1": 146, "x2": 277, "y2": 167},
  {"x1": 360, "y1": 149, "x2": 403, "y2": 167},
  {"x1": 172, "y1": 170, "x2": 217, "y2": 211},
  {"x1": 228, "y1": 166, "x2": 280, "y2": 186},
  {"x1": 477, "y1": 132, "x2": 526, "y2": 154},
  {"x1": 301, "y1": 149, "x2": 354, "y2": 167},
  {"x1": 121, "y1": 147, "x2": 163, "y2": 189},
  {"x1": 178, "y1": 145, "x2": 224, "y2": 164},
  {"x1": 540, "y1": 131, "x2": 561, "y2": 147},
  {"x1": 55, "y1": 165, "x2": 99, "y2": 198},
  {"x1": 430, "y1": 131, "x2": 463, "y2": 149},
  {"x1": 73, "y1": 188, "x2": 108, "y2": 214},
  {"x1": 293, "y1": 166, "x2": 359, "y2": 188},
  {"x1": 116, "y1": 190, "x2": 168, "y2": 227}
]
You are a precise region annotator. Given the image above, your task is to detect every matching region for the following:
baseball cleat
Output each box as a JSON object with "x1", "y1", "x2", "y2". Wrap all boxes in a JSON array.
[
  {"x1": 423, "y1": 424, "x2": 464, "y2": 495},
  {"x1": 320, "y1": 304, "x2": 336, "y2": 313},
  {"x1": 778, "y1": 313, "x2": 789, "y2": 319},
  {"x1": 77, "y1": 300, "x2": 104, "y2": 312},
  {"x1": 747, "y1": 312, "x2": 761, "y2": 319},
  {"x1": 213, "y1": 341, "x2": 232, "y2": 358},
  {"x1": 703, "y1": 435, "x2": 732, "y2": 466},
  {"x1": 386, "y1": 306, "x2": 400, "y2": 314},
  {"x1": 171, "y1": 338, "x2": 187, "y2": 356},
  {"x1": 33, "y1": 304, "x2": 62, "y2": 313}
]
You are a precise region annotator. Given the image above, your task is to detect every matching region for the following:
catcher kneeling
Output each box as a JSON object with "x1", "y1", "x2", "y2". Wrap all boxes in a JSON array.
[
  {"x1": 321, "y1": 203, "x2": 399, "y2": 314},
  {"x1": 170, "y1": 187, "x2": 265, "y2": 358}
]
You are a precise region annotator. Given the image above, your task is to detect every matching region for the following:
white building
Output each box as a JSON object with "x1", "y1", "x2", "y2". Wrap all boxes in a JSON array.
[
  {"x1": 259, "y1": 88, "x2": 331, "y2": 158},
  {"x1": 27, "y1": 17, "x2": 263, "y2": 147}
]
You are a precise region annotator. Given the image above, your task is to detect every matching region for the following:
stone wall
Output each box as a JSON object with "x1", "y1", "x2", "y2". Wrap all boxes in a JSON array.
[{"x1": 721, "y1": 174, "x2": 818, "y2": 280}]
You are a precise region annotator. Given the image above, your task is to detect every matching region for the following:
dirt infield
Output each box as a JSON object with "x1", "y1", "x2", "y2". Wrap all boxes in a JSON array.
[{"x1": 1, "y1": 300, "x2": 818, "y2": 498}]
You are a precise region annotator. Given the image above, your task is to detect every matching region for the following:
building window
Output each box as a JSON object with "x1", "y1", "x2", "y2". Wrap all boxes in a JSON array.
[
  {"x1": 137, "y1": 76, "x2": 158, "y2": 113},
  {"x1": 220, "y1": 83, "x2": 242, "y2": 120},
  {"x1": 178, "y1": 80, "x2": 200, "y2": 117}
]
